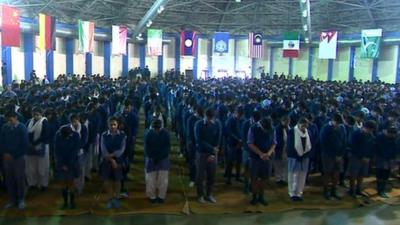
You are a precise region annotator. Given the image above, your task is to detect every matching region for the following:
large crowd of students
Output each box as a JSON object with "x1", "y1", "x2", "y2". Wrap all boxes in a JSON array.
[{"x1": 0, "y1": 72, "x2": 399, "y2": 210}]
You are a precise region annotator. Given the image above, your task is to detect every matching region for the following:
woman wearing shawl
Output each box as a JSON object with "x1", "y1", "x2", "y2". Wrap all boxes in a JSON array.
[{"x1": 287, "y1": 118, "x2": 311, "y2": 201}]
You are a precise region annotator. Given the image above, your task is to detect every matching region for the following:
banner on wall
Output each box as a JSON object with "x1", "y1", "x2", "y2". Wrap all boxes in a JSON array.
[
  {"x1": 78, "y1": 20, "x2": 95, "y2": 53},
  {"x1": 319, "y1": 31, "x2": 337, "y2": 59},
  {"x1": 283, "y1": 32, "x2": 300, "y2": 58},
  {"x1": 361, "y1": 29, "x2": 382, "y2": 58},
  {"x1": 147, "y1": 29, "x2": 163, "y2": 56},
  {"x1": 214, "y1": 32, "x2": 229, "y2": 53},
  {"x1": 38, "y1": 14, "x2": 56, "y2": 50},
  {"x1": 1, "y1": 5, "x2": 21, "y2": 47},
  {"x1": 180, "y1": 31, "x2": 197, "y2": 56},
  {"x1": 112, "y1": 25, "x2": 127, "y2": 55},
  {"x1": 248, "y1": 32, "x2": 264, "y2": 58}
]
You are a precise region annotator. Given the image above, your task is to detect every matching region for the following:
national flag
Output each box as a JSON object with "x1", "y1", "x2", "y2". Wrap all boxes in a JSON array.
[
  {"x1": 78, "y1": 20, "x2": 95, "y2": 53},
  {"x1": 38, "y1": 14, "x2": 56, "y2": 50},
  {"x1": 112, "y1": 25, "x2": 128, "y2": 55},
  {"x1": 248, "y1": 32, "x2": 264, "y2": 58},
  {"x1": 214, "y1": 32, "x2": 229, "y2": 53},
  {"x1": 361, "y1": 29, "x2": 382, "y2": 58},
  {"x1": 180, "y1": 31, "x2": 197, "y2": 56},
  {"x1": 283, "y1": 32, "x2": 300, "y2": 58},
  {"x1": 319, "y1": 31, "x2": 337, "y2": 59},
  {"x1": 147, "y1": 29, "x2": 163, "y2": 56},
  {"x1": 1, "y1": 5, "x2": 21, "y2": 47}
]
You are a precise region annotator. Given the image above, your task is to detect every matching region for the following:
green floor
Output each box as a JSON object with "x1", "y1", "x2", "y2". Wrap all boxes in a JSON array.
[{"x1": 0, "y1": 204, "x2": 399, "y2": 225}]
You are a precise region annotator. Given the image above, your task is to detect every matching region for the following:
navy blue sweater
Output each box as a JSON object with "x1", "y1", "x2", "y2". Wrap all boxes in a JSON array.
[
  {"x1": 194, "y1": 119, "x2": 222, "y2": 154},
  {"x1": 0, "y1": 122, "x2": 29, "y2": 158},
  {"x1": 319, "y1": 123, "x2": 347, "y2": 157},
  {"x1": 350, "y1": 129, "x2": 375, "y2": 158},
  {"x1": 54, "y1": 129, "x2": 80, "y2": 168},
  {"x1": 247, "y1": 124, "x2": 276, "y2": 159},
  {"x1": 144, "y1": 128, "x2": 171, "y2": 162},
  {"x1": 225, "y1": 116, "x2": 243, "y2": 147},
  {"x1": 375, "y1": 132, "x2": 398, "y2": 160}
]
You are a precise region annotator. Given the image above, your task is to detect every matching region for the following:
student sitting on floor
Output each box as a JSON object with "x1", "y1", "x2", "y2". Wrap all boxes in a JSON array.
[
  {"x1": 55, "y1": 125, "x2": 81, "y2": 209},
  {"x1": 144, "y1": 119, "x2": 171, "y2": 204},
  {"x1": 100, "y1": 116, "x2": 127, "y2": 209},
  {"x1": 287, "y1": 118, "x2": 311, "y2": 201},
  {"x1": 347, "y1": 120, "x2": 377, "y2": 198}
]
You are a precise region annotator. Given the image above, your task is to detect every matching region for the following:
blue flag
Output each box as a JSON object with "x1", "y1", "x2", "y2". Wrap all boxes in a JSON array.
[{"x1": 214, "y1": 32, "x2": 229, "y2": 53}]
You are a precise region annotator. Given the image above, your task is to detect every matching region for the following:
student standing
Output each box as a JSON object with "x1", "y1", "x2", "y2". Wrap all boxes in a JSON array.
[
  {"x1": 247, "y1": 117, "x2": 276, "y2": 205},
  {"x1": 347, "y1": 120, "x2": 377, "y2": 198},
  {"x1": 185, "y1": 106, "x2": 203, "y2": 187},
  {"x1": 0, "y1": 111, "x2": 29, "y2": 209},
  {"x1": 100, "y1": 117, "x2": 126, "y2": 209},
  {"x1": 287, "y1": 118, "x2": 311, "y2": 201},
  {"x1": 194, "y1": 108, "x2": 222, "y2": 204},
  {"x1": 26, "y1": 107, "x2": 50, "y2": 191},
  {"x1": 273, "y1": 115, "x2": 290, "y2": 185},
  {"x1": 55, "y1": 125, "x2": 81, "y2": 209},
  {"x1": 144, "y1": 119, "x2": 171, "y2": 203},
  {"x1": 320, "y1": 113, "x2": 347, "y2": 200},
  {"x1": 225, "y1": 106, "x2": 244, "y2": 185},
  {"x1": 375, "y1": 126, "x2": 399, "y2": 198}
]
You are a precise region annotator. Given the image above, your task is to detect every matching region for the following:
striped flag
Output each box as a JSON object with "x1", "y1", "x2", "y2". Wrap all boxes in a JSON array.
[
  {"x1": 283, "y1": 32, "x2": 300, "y2": 58},
  {"x1": 147, "y1": 29, "x2": 163, "y2": 56},
  {"x1": 38, "y1": 14, "x2": 56, "y2": 50},
  {"x1": 1, "y1": 5, "x2": 21, "y2": 47},
  {"x1": 78, "y1": 20, "x2": 95, "y2": 53},
  {"x1": 248, "y1": 32, "x2": 264, "y2": 58},
  {"x1": 112, "y1": 25, "x2": 128, "y2": 55}
]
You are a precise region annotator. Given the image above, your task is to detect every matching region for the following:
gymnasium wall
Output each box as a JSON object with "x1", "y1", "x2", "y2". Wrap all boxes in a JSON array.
[{"x1": 2, "y1": 31, "x2": 400, "y2": 84}]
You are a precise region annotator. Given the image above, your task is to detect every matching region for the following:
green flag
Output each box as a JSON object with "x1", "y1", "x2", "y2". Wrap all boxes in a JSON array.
[
  {"x1": 147, "y1": 29, "x2": 163, "y2": 56},
  {"x1": 361, "y1": 29, "x2": 382, "y2": 58}
]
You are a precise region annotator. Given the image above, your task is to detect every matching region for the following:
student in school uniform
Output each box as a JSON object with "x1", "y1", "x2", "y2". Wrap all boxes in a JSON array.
[
  {"x1": 194, "y1": 108, "x2": 222, "y2": 204},
  {"x1": 247, "y1": 117, "x2": 276, "y2": 205},
  {"x1": 185, "y1": 106, "x2": 204, "y2": 187},
  {"x1": 85, "y1": 102, "x2": 100, "y2": 174},
  {"x1": 375, "y1": 126, "x2": 399, "y2": 198},
  {"x1": 26, "y1": 107, "x2": 50, "y2": 191},
  {"x1": 224, "y1": 106, "x2": 244, "y2": 185},
  {"x1": 100, "y1": 116, "x2": 127, "y2": 209},
  {"x1": 68, "y1": 114, "x2": 88, "y2": 193},
  {"x1": 319, "y1": 113, "x2": 347, "y2": 200},
  {"x1": 0, "y1": 111, "x2": 29, "y2": 209},
  {"x1": 273, "y1": 115, "x2": 290, "y2": 185},
  {"x1": 54, "y1": 125, "x2": 81, "y2": 209},
  {"x1": 144, "y1": 119, "x2": 171, "y2": 203},
  {"x1": 287, "y1": 118, "x2": 311, "y2": 201},
  {"x1": 241, "y1": 110, "x2": 261, "y2": 194},
  {"x1": 347, "y1": 120, "x2": 377, "y2": 198},
  {"x1": 115, "y1": 100, "x2": 139, "y2": 197}
]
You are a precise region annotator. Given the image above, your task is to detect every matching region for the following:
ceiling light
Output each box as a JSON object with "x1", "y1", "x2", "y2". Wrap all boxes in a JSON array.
[
  {"x1": 305, "y1": 37, "x2": 309, "y2": 43},
  {"x1": 303, "y1": 25, "x2": 308, "y2": 31},
  {"x1": 158, "y1": 5, "x2": 165, "y2": 14},
  {"x1": 302, "y1": 9, "x2": 307, "y2": 17}
]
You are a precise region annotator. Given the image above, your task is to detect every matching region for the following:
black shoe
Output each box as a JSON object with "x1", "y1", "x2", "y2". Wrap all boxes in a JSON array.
[
  {"x1": 61, "y1": 189, "x2": 69, "y2": 210},
  {"x1": 225, "y1": 179, "x2": 232, "y2": 185},
  {"x1": 40, "y1": 187, "x2": 48, "y2": 192},
  {"x1": 85, "y1": 177, "x2": 90, "y2": 182},
  {"x1": 348, "y1": 189, "x2": 357, "y2": 199},
  {"x1": 356, "y1": 189, "x2": 368, "y2": 198},
  {"x1": 69, "y1": 192, "x2": 76, "y2": 209},
  {"x1": 258, "y1": 195, "x2": 268, "y2": 206},
  {"x1": 276, "y1": 180, "x2": 287, "y2": 186},
  {"x1": 149, "y1": 198, "x2": 158, "y2": 204},
  {"x1": 290, "y1": 196, "x2": 298, "y2": 201},
  {"x1": 250, "y1": 195, "x2": 258, "y2": 205},
  {"x1": 331, "y1": 189, "x2": 342, "y2": 200},
  {"x1": 156, "y1": 197, "x2": 165, "y2": 204},
  {"x1": 235, "y1": 177, "x2": 244, "y2": 183},
  {"x1": 324, "y1": 190, "x2": 331, "y2": 200}
]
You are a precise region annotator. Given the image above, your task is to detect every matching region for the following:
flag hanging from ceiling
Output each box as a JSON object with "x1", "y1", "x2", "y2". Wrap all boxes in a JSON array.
[
  {"x1": 78, "y1": 20, "x2": 95, "y2": 53},
  {"x1": 38, "y1": 14, "x2": 56, "y2": 50},
  {"x1": 283, "y1": 32, "x2": 300, "y2": 58},
  {"x1": 180, "y1": 31, "x2": 197, "y2": 56},
  {"x1": 361, "y1": 29, "x2": 382, "y2": 58},
  {"x1": 319, "y1": 31, "x2": 337, "y2": 59},
  {"x1": 112, "y1": 25, "x2": 127, "y2": 55},
  {"x1": 248, "y1": 32, "x2": 264, "y2": 58},
  {"x1": 1, "y1": 5, "x2": 21, "y2": 47},
  {"x1": 214, "y1": 32, "x2": 229, "y2": 53},
  {"x1": 147, "y1": 29, "x2": 163, "y2": 56}
]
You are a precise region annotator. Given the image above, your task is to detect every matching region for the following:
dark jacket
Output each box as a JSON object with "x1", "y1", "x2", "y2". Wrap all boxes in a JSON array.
[
  {"x1": 0, "y1": 122, "x2": 29, "y2": 159},
  {"x1": 144, "y1": 128, "x2": 171, "y2": 162}
]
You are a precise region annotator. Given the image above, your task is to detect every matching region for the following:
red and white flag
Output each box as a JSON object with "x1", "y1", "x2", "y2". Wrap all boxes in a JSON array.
[{"x1": 248, "y1": 32, "x2": 264, "y2": 58}]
